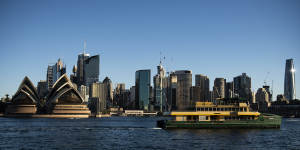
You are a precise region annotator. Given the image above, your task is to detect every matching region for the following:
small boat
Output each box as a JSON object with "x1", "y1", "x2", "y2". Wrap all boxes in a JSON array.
[{"x1": 157, "y1": 102, "x2": 282, "y2": 129}]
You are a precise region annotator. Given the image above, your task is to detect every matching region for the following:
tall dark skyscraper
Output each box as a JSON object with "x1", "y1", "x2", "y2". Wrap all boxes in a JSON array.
[
  {"x1": 135, "y1": 69, "x2": 151, "y2": 111},
  {"x1": 213, "y1": 78, "x2": 225, "y2": 99},
  {"x1": 174, "y1": 70, "x2": 192, "y2": 110},
  {"x1": 225, "y1": 82, "x2": 234, "y2": 99},
  {"x1": 284, "y1": 59, "x2": 296, "y2": 100},
  {"x1": 84, "y1": 55, "x2": 100, "y2": 86},
  {"x1": 76, "y1": 53, "x2": 90, "y2": 86},
  {"x1": 233, "y1": 73, "x2": 252, "y2": 101},
  {"x1": 195, "y1": 74, "x2": 210, "y2": 101},
  {"x1": 76, "y1": 53, "x2": 99, "y2": 86}
]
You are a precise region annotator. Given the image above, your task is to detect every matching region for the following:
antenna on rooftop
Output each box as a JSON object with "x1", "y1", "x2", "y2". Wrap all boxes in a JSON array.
[
  {"x1": 264, "y1": 72, "x2": 270, "y2": 86},
  {"x1": 83, "y1": 40, "x2": 87, "y2": 55}
]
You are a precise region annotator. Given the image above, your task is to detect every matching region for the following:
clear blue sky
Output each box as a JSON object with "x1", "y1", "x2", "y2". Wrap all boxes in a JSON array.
[{"x1": 0, "y1": 0, "x2": 299, "y2": 100}]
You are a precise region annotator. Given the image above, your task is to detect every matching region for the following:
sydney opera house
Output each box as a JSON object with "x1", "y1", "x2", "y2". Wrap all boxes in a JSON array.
[{"x1": 5, "y1": 74, "x2": 91, "y2": 118}]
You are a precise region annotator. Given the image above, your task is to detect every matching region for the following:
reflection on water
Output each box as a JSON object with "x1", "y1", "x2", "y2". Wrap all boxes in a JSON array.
[{"x1": 0, "y1": 117, "x2": 299, "y2": 149}]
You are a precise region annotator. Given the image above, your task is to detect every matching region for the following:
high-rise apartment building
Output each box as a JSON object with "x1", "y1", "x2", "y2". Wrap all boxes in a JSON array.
[
  {"x1": 135, "y1": 70, "x2": 151, "y2": 111},
  {"x1": 284, "y1": 59, "x2": 296, "y2": 100},
  {"x1": 174, "y1": 70, "x2": 192, "y2": 110}
]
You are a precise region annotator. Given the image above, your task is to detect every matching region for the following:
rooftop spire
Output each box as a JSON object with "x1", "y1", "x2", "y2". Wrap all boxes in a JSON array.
[{"x1": 83, "y1": 40, "x2": 87, "y2": 55}]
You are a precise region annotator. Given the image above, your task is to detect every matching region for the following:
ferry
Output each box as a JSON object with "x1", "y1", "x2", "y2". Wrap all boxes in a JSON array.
[{"x1": 157, "y1": 101, "x2": 282, "y2": 129}]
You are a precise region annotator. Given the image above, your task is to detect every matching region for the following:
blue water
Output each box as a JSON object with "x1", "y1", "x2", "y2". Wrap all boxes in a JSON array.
[{"x1": 0, "y1": 117, "x2": 299, "y2": 150}]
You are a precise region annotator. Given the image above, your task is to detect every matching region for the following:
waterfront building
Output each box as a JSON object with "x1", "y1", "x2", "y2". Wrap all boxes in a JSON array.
[
  {"x1": 135, "y1": 69, "x2": 151, "y2": 111},
  {"x1": 37, "y1": 80, "x2": 48, "y2": 98},
  {"x1": 129, "y1": 86, "x2": 136, "y2": 109},
  {"x1": 88, "y1": 97, "x2": 103, "y2": 115},
  {"x1": 89, "y1": 82, "x2": 107, "y2": 110},
  {"x1": 174, "y1": 70, "x2": 192, "y2": 110},
  {"x1": 213, "y1": 78, "x2": 225, "y2": 100},
  {"x1": 233, "y1": 73, "x2": 252, "y2": 102},
  {"x1": 115, "y1": 83, "x2": 125, "y2": 95},
  {"x1": 115, "y1": 89, "x2": 131, "y2": 109},
  {"x1": 168, "y1": 73, "x2": 177, "y2": 111},
  {"x1": 269, "y1": 98, "x2": 300, "y2": 117},
  {"x1": 284, "y1": 59, "x2": 296, "y2": 100},
  {"x1": 103, "y1": 77, "x2": 113, "y2": 108},
  {"x1": 256, "y1": 88, "x2": 270, "y2": 112},
  {"x1": 195, "y1": 74, "x2": 210, "y2": 101},
  {"x1": 276, "y1": 94, "x2": 289, "y2": 103},
  {"x1": 114, "y1": 83, "x2": 125, "y2": 106},
  {"x1": 225, "y1": 81, "x2": 234, "y2": 99},
  {"x1": 153, "y1": 63, "x2": 168, "y2": 112},
  {"x1": 78, "y1": 85, "x2": 89, "y2": 103},
  {"x1": 190, "y1": 86, "x2": 201, "y2": 107}
]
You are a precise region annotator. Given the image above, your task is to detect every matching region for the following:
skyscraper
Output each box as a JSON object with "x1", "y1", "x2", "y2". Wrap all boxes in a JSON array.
[
  {"x1": 135, "y1": 70, "x2": 151, "y2": 111},
  {"x1": 76, "y1": 53, "x2": 90, "y2": 86},
  {"x1": 195, "y1": 74, "x2": 210, "y2": 101},
  {"x1": 46, "y1": 58, "x2": 66, "y2": 90},
  {"x1": 37, "y1": 80, "x2": 48, "y2": 98},
  {"x1": 84, "y1": 55, "x2": 100, "y2": 86},
  {"x1": 213, "y1": 78, "x2": 225, "y2": 99},
  {"x1": 168, "y1": 72, "x2": 177, "y2": 111},
  {"x1": 284, "y1": 59, "x2": 296, "y2": 100},
  {"x1": 174, "y1": 70, "x2": 192, "y2": 110},
  {"x1": 76, "y1": 53, "x2": 100, "y2": 86},
  {"x1": 225, "y1": 82, "x2": 234, "y2": 99},
  {"x1": 190, "y1": 86, "x2": 201, "y2": 106},
  {"x1": 233, "y1": 73, "x2": 252, "y2": 101},
  {"x1": 153, "y1": 63, "x2": 168, "y2": 112},
  {"x1": 103, "y1": 77, "x2": 113, "y2": 107},
  {"x1": 89, "y1": 82, "x2": 107, "y2": 111}
]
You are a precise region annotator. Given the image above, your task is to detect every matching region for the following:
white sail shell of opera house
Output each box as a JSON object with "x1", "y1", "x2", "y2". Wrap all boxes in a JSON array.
[
  {"x1": 46, "y1": 74, "x2": 91, "y2": 117},
  {"x1": 5, "y1": 76, "x2": 39, "y2": 115}
]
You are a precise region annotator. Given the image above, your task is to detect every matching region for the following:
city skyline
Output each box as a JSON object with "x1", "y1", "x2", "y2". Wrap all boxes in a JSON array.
[{"x1": 0, "y1": 0, "x2": 299, "y2": 99}]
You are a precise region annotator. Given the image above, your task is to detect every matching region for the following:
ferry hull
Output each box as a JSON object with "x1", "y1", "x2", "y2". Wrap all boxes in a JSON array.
[{"x1": 157, "y1": 114, "x2": 282, "y2": 129}]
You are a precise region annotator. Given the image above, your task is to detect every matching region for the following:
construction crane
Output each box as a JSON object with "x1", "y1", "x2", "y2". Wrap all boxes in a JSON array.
[{"x1": 264, "y1": 72, "x2": 270, "y2": 86}]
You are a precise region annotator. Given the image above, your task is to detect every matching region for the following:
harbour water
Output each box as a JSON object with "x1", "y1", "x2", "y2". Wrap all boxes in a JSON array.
[{"x1": 0, "y1": 117, "x2": 299, "y2": 150}]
